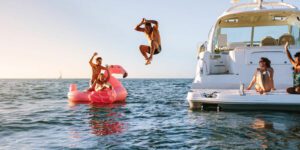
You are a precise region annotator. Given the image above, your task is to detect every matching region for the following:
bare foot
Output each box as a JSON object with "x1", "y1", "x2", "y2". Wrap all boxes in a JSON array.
[
  {"x1": 145, "y1": 57, "x2": 153, "y2": 65},
  {"x1": 145, "y1": 60, "x2": 151, "y2": 65}
]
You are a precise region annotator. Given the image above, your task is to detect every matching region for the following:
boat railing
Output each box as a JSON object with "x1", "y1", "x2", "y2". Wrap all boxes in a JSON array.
[{"x1": 226, "y1": 2, "x2": 298, "y2": 13}]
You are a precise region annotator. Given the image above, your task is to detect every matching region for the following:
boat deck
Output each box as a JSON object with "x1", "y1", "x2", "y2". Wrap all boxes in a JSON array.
[
  {"x1": 188, "y1": 89, "x2": 300, "y2": 104},
  {"x1": 187, "y1": 89, "x2": 300, "y2": 111}
]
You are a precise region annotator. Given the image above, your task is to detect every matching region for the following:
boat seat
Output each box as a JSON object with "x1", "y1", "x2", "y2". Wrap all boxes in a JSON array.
[
  {"x1": 261, "y1": 36, "x2": 277, "y2": 46},
  {"x1": 278, "y1": 34, "x2": 295, "y2": 45}
]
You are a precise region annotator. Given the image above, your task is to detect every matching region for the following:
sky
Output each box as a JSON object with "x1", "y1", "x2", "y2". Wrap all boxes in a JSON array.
[{"x1": 0, "y1": 0, "x2": 299, "y2": 79}]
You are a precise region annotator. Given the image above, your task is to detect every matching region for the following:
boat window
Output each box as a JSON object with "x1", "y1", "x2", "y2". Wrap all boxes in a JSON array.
[
  {"x1": 273, "y1": 16, "x2": 287, "y2": 21},
  {"x1": 221, "y1": 27, "x2": 251, "y2": 43},
  {"x1": 214, "y1": 25, "x2": 300, "y2": 51},
  {"x1": 291, "y1": 25, "x2": 300, "y2": 46},
  {"x1": 225, "y1": 18, "x2": 239, "y2": 23},
  {"x1": 215, "y1": 27, "x2": 252, "y2": 51},
  {"x1": 253, "y1": 25, "x2": 289, "y2": 46}
]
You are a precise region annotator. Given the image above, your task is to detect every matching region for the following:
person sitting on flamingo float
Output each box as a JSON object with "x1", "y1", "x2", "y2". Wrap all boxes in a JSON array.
[{"x1": 88, "y1": 66, "x2": 112, "y2": 92}]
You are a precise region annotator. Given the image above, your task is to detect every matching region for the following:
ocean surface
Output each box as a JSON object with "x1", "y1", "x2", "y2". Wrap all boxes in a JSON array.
[{"x1": 0, "y1": 79, "x2": 300, "y2": 149}]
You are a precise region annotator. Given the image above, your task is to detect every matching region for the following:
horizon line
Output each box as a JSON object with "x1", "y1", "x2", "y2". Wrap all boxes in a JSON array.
[{"x1": 0, "y1": 77, "x2": 193, "y2": 80}]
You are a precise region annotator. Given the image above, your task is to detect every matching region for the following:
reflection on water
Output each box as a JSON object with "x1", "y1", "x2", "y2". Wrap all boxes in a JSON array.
[
  {"x1": 187, "y1": 111, "x2": 300, "y2": 149},
  {"x1": 251, "y1": 118, "x2": 274, "y2": 149},
  {"x1": 252, "y1": 118, "x2": 274, "y2": 129},
  {"x1": 70, "y1": 102, "x2": 126, "y2": 136},
  {"x1": 88, "y1": 106, "x2": 125, "y2": 136},
  {"x1": 89, "y1": 118, "x2": 123, "y2": 136}
]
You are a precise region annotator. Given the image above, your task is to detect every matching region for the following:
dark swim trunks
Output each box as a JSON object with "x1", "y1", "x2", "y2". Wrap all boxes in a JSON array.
[{"x1": 147, "y1": 45, "x2": 162, "y2": 55}]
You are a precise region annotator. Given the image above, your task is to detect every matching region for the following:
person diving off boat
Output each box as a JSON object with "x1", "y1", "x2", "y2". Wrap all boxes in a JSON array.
[
  {"x1": 135, "y1": 18, "x2": 162, "y2": 65},
  {"x1": 246, "y1": 57, "x2": 275, "y2": 94},
  {"x1": 89, "y1": 52, "x2": 108, "y2": 86},
  {"x1": 285, "y1": 42, "x2": 300, "y2": 94}
]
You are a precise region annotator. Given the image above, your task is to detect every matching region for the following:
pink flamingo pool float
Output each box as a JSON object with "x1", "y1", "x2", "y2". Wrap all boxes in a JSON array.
[{"x1": 68, "y1": 65, "x2": 128, "y2": 104}]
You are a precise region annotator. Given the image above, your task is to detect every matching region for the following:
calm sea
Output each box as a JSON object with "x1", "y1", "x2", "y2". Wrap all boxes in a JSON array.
[{"x1": 0, "y1": 79, "x2": 299, "y2": 149}]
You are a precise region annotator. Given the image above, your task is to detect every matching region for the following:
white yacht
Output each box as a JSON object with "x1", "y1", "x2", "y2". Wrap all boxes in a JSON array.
[{"x1": 187, "y1": 0, "x2": 300, "y2": 111}]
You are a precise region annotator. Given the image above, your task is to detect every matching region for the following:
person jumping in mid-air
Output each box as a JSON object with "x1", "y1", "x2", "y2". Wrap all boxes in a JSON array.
[
  {"x1": 89, "y1": 52, "x2": 108, "y2": 86},
  {"x1": 135, "y1": 18, "x2": 162, "y2": 65}
]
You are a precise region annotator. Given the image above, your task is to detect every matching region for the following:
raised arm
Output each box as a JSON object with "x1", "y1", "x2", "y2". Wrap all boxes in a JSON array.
[
  {"x1": 146, "y1": 19, "x2": 159, "y2": 29},
  {"x1": 285, "y1": 42, "x2": 296, "y2": 67},
  {"x1": 89, "y1": 52, "x2": 97, "y2": 67},
  {"x1": 135, "y1": 18, "x2": 146, "y2": 32}
]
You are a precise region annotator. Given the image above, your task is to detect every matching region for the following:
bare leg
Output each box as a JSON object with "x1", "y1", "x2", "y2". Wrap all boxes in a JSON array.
[
  {"x1": 259, "y1": 89, "x2": 264, "y2": 95},
  {"x1": 139, "y1": 45, "x2": 150, "y2": 60},
  {"x1": 296, "y1": 86, "x2": 300, "y2": 94},
  {"x1": 146, "y1": 41, "x2": 159, "y2": 65},
  {"x1": 287, "y1": 87, "x2": 296, "y2": 94},
  {"x1": 87, "y1": 80, "x2": 97, "y2": 92},
  {"x1": 255, "y1": 86, "x2": 264, "y2": 95}
]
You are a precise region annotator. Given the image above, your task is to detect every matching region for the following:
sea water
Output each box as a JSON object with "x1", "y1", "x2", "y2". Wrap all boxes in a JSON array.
[{"x1": 0, "y1": 79, "x2": 299, "y2": 149}]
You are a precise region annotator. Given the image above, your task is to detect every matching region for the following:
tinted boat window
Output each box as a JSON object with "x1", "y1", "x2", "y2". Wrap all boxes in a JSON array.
[
  {"x1": 253, "y1": 25, "x2": 289, "y2": 45},
  {"x1": 221, "y1": 27, "x2": 252, "y2": 44},
  {"x1": 291, "y1": 25, "x2": 300, "y2": 46}
]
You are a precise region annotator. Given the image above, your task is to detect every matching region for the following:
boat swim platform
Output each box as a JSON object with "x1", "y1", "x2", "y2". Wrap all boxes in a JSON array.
[{"x1": 187, "y1": 89, "x2": 300, "y2": 111}]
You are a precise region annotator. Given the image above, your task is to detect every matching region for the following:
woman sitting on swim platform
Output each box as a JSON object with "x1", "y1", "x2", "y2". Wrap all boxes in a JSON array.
[
  {"x1": 247, "y1": 57, "x2": 275, "y2": 94},
  {"x1": 285, "y1": 42, "x2": 300, "y2": 94}
]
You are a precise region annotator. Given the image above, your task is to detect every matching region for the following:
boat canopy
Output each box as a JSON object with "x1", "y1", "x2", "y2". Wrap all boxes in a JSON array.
[
  {"x1": 217, "y1": 10, "x2": 300, "y2": 28},
  {"x1": 225, "y1": 1, "x2": 297, "y2": 14},
  {"x1": 216, "y1": 2, "x2": 300, "y2": 28},
  {"x1": 209, "y1": 3, "x2": 300, "y2": 51}
]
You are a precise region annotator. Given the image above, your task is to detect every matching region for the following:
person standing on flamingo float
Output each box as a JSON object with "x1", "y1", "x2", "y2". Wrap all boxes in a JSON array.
[{"x1": 89, "y1": 52, "x2": 108, "y2": 86}]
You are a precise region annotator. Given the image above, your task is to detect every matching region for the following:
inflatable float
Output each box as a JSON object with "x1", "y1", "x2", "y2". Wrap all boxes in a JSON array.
[{"x1": 68, "y1": 65, "x2": 128, "y2": 104}]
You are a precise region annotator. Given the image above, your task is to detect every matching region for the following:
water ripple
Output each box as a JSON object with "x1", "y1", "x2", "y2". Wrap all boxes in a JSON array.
[{"x1": 0, "y1": 79, "x2": 300, "y2": 149}]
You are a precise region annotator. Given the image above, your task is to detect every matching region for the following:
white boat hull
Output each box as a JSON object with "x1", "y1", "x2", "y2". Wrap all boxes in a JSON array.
[{"x1": 187, "y1": 89, "x2": 300, "y2": 111}]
